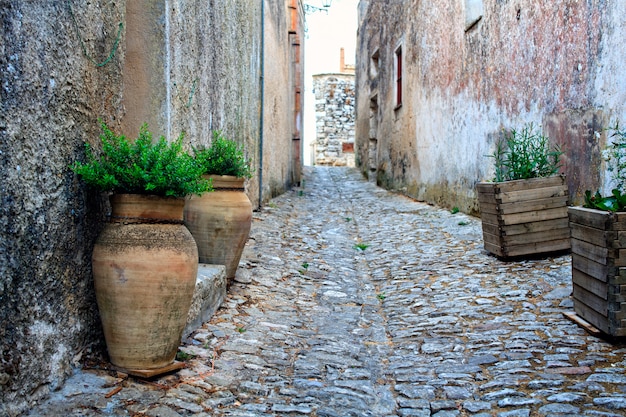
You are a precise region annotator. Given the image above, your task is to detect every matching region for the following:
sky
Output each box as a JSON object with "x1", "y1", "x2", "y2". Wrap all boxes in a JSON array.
[{"x1": 302, "y1": 0, "x2": 360, "y2": 165}]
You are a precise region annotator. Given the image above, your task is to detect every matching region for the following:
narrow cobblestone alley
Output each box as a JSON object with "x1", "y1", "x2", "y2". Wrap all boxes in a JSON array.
[{"x1": 29, "y1": 166, "x2": 626, "y2": 417}]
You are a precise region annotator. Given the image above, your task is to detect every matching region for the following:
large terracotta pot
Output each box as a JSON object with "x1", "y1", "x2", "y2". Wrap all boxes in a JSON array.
[
  {"x1": 184, "y1": 175, "x2": 252, "y2": 281},
  {"x1": 92, "y1": 194, "x2": 198, "y2": 370}
]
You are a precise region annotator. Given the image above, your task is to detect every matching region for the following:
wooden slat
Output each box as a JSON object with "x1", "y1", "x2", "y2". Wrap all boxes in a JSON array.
[
  {"x1": 480, "y1": 176, "x2": 566, "y2": 193},
  {"x1": 568, "y1": 206, "x2": 612, "y2": 229},
  {"x1": 574, "y1": 300, "x2": 610, "y2": 335},
  {"x1": 611, "y1": 326, "x2": 626, "y2": 337},
  {"x1": 483, "y1": 241, "x2": 504, "y2": 257},
  {"x1": 616, "y1": 250, "x2": 626, "y2": 267},
  {"x1": 572, "y1": 253, "x2": 610, "y2": 283},
  {"x1": 497, "y1": 195, "x2": 569, "y2": 215},
  {"x1": 572, "y1": 268, "x2": 608, "y2": 300},
  {"x1": 617, "y1": 268, "x2": 626, "y2": 284},
  {"x1": 480, "y1": 212, "x2": 499, "y2": 226},
  {"x1": 482, "y1": 231, "x2": 502, "y2": 246},
  {"x1": 563, "y1": 311, "x2": 603, "y2": 337},
  {"x1": 500, "y1": 228, "x2": 569, "y2": 245},
  {"x1": 477, "y1": 192, "x2": 497, "y2": 204},
  {"x1": 500, "y1": 207, "x2": 568, "y2": 226},
  {"x1": 476, "y1": 182, "x2": 497, "y2": 194},
  {"x1": 615, "y1": 222, "x2": 626, "y2": 231},
  {"x1": 481, "y1": 222, "x2": 500, "y2": 237},
  {"x1": 503, "y1": 238, "x2": 570, "y2": 257},
  {"x1": 573, "y1": 284, "x2": 608, "y2": 316},
  {"x1": 570, "y1": 222, "x2": 611, "y2": 247},
  {"x1": 617, "y1": 231, "x2": 626, "y2": 247},
  {"x1": 478, "y1": 201, "x2": 498, "y2": 215},
  {"x1": 500, "y1": 218, "x2": 570, "y2": 236},
  {"x1": 571, "y1": 238, "x2": 609, "y2": 265},
  {"x1": 496, "y1": 186, "x2": 568, "y2": 204}
]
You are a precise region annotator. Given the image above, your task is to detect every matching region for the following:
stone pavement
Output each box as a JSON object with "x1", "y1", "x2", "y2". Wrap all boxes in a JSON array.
[{"x1": 27, "y1": 166, "x2": 626, "y2": 417}]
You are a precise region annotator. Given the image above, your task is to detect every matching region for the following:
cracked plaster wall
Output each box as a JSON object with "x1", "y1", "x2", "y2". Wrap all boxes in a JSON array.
[{"x1": 356, "y1": 0, "x2": 626, "y2": 214}]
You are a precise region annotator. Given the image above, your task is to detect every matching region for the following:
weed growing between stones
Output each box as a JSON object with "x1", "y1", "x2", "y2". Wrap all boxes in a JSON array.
[{"x1": 354, "y1": 242, "x2": 369, "y2": 251}]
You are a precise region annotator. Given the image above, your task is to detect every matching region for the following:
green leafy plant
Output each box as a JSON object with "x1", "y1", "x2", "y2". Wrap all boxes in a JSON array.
[
  {"x1": 488, "y1": 122, "x2": 563, "y2": 182},
  {"x1": 584, "y1": 122, "x2": 626, "y2": 212},
  {"x1": 299, "y1": 261, "x2": 310, "y2": 274},
  {"x1": 176, "y1": 350, "x2": 196, "y2": 361},
  {"x1": 458, "y1": 220, "x2": 469, "y2": 226},
  {"x1": 584, "y1": 189, "x2": 626, "y2": 212},
  {"x1": 194, "y1": 130, "x2": 252, "y2": 179},
  {"x1": 354, "y1": 242, "x2": 369, "y2": 251},
  {"x1": 71, "y1": 120, "x2": 210, "y2": 198},
  {"x1": 377, "y1": 292, "x2": 386, "y2": 301},
  {"x1": 450, "y1": 207, "x2": 460, "y2": 214}
]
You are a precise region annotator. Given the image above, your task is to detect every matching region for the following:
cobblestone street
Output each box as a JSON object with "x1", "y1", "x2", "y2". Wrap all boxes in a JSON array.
[{"x1": 29, "y1": 166, "x2": 626, "y2": 417}]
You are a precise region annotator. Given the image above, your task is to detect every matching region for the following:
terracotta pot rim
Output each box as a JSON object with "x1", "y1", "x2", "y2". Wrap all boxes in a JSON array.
[
  {"x1": 203, "y1": 175, "x2": 246, "y2": 191},
  {"x1": 110, "y1": 193, "x2": 185, "y2": 222}
]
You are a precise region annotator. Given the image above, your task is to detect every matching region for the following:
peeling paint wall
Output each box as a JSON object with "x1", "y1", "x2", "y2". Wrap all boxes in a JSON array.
[
  {"x1": 356, "y1": 0, "x2": 626, "y2": 214},
  {"x1": 0, "y1": 0, "x2": 301, "y2": 414}
]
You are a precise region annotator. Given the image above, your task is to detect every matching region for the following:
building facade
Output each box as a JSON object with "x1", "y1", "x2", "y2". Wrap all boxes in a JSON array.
[
  {"x1": 313, "y1": 73, "x2": 356, "y2": 166},
  {"x1": 0, "y1": 1, "x2": 304, "y2": 414},
  {"x1": 356, "y1": 0, "x2": 626, "y2": 214}
]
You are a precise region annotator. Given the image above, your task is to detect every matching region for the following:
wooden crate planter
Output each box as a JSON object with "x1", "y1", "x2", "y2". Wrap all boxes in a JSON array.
[
  {"x1": 568, "y1": 206, "x2": 626, "y2": 337},
  {"x1": 476, "y1": 175, "x2": 570, "y2": 258}
]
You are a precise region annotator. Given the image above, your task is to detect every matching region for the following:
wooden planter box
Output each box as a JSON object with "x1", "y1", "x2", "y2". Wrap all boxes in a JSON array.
[
  {"x1": 476, "y1": 175, "x2": 570, "y2": 258},
  {"x1": 568, "y1": 206, "x2": 626, "y2": 337}
]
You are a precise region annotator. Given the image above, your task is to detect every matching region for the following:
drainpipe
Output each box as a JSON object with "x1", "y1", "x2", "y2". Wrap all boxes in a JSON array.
[{"x1": 258, "y1": 0, "x2": 265, "y2": 210}]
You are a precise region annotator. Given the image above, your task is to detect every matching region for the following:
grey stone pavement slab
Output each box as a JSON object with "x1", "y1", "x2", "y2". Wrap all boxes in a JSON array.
[{"x1": 25, "y1": 166, "x2": 626, "y2": 416}]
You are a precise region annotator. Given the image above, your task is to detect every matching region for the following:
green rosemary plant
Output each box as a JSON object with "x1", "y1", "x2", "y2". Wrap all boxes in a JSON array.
[
  {"x1": 71, "y1": 120, "x2": 210, "y2": 198},
  {"x1": 194, "y1": 130, "x2": 252, "y2": 179},
  {"x1": 489, "y1": 122, "x2": 563, "y2": 182}
]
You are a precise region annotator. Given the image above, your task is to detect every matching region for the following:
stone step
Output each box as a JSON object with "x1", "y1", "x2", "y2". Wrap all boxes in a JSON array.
[{"x1": 183, "y1": 263, "x2": 226, "y2": 339}]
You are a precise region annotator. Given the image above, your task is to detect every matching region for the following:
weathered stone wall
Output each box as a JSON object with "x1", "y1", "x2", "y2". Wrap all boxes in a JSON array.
[
  {"x1": 262, "y1": 0, "x2": 297, "y2": 198},
  {"x1": 356, "y1": 0, "x2": 626, "y2": 214},
  {"x1": 0, "y1": 1, "x2": 301, "y2": 414},
  {"x1": 313, "y1": 74, "x2": 356, "y2": 167},
  {"x1": 121, "y1": 0, "x2": 262, "y2": 148},
  {"x1": 0, "y1": 2, "x2": 125, "y2": 414}
]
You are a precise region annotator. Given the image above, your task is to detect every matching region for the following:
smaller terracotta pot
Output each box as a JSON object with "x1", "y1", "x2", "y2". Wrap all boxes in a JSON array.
[{"x1": 184, "y1": 175, "x2": 252, "y2": 280}]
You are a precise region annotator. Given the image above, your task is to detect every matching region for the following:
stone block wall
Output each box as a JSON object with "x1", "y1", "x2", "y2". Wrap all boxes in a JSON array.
[{"x1": 313, "y1": 74, "x2": 356, "y2": 167}]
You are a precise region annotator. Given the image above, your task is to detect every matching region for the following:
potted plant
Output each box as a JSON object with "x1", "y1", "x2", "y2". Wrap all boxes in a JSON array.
[
  {"x1": 476, "y1": 122, "x2": 569, "y2": 258},
  {"x1": 184, "y1": 130, "x2": 253, "y2": 283},
  {"x1": 72, "y1": 120, "x2": 210, "y2": 373},
  {"x1": 568, "y1": 122, "x2": 626, "y2": 337}
]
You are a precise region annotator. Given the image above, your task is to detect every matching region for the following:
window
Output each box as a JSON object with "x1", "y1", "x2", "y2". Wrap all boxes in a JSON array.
[
  {"x1": 370, "y1": 49, "x2": 379, "y2": 79},
  {"x1": 464, "y1": 0, "x2": 483, "y2": 31},
  {"x1": 394, "y1": 45, "x2": 402, "y2": 108}
]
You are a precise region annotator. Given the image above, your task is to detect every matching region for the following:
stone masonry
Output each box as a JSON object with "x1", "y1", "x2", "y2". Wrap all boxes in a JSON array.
[{"x1": 313, "y1": 74, "x2": 356, "y2": 167}]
